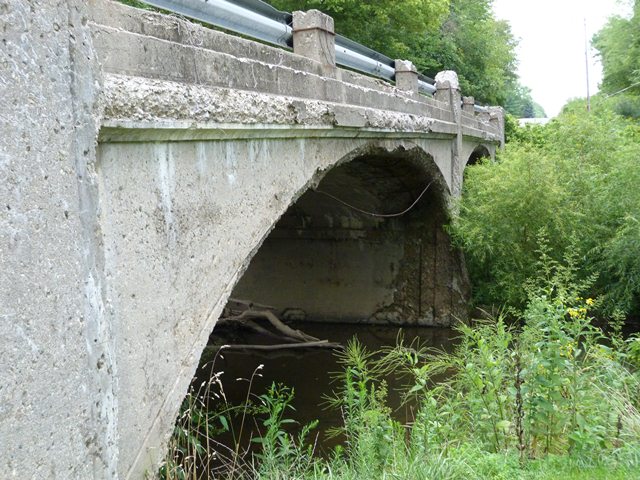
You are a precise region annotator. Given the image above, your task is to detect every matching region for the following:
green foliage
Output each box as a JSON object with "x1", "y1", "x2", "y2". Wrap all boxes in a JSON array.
[
  {"x1": 269, "y1": 0, "x2": 448, "y2": 62},
  {"x1": 451, "y1": 97, "x2": 640, "y2": 315},
  {"x1": 593, "y1": 1, "x2": 640, "y2": 96},
  {"x1": 415, "y1": 0, "x2": 518, "y2": 106},
  {"x1": 391, "y1": 277, "x2": 640, "y2": 468},
  {"x1": 504, "y1": 83, "x2": 547, "y2": 118},
  {"x1": 268, "y1": 0, "x2": 523, "y2": 107},
  {"x1": 323, "y1": 339, "x2": 405, "y2": 476},
  {"x1": 613, "y1": 94, "x2": 640, "y2": 119},
  {"x1": 252, "y1": 383, "x2": 318, "y2": 478}
]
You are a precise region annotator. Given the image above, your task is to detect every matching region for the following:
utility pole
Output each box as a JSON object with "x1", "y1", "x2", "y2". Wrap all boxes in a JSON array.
[{"x1": 584, "y1": 18, "x2": 591, "y2": 112}]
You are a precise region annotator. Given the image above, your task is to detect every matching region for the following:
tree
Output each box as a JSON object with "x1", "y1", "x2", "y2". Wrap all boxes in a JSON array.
[
  {"x1": 451, "y1": 97, "x2": 640, "y2": 315},
  {"x1": 404, "y1": 0, "x2": 519, "y2": 105},
  {"x1": 592, "y1": 0, "x2": 640, "y2": 96},
  {"x1": 268, "y1": 0, "x2": 520, "y2": 106},
  {"x1": 504, "y1": 83, "x2": 547, "y2": 118}
]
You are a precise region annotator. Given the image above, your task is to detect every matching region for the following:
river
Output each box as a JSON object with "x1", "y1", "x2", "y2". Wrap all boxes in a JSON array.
[{"x1": 191, "y1": 322, "x2": 458, "y2": 458}]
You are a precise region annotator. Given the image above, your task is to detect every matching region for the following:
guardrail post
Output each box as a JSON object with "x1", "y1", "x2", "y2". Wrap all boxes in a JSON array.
[
  {"x1": 292, "y1": 10, "x2": 336, "y2": 74},
  {"x1": 462, "y1": 96, "x2": 475, "y2": 114},
  {"x1": 394, "y1": 60, "x2": 418, "y2": 93}
]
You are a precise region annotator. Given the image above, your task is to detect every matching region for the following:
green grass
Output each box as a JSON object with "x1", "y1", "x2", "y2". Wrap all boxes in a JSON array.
[{"x1": 459, "y1": 450, "x2": 639, "y2": 480}]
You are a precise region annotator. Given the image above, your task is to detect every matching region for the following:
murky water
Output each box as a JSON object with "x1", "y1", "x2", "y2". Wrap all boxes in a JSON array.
[{"x1": 193, "y1": 322, "x2": 458, "y2": 456}]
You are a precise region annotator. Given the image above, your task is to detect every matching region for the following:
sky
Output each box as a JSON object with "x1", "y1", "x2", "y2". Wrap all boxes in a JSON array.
[{"x1": 492, "y1": 0, "x2": 633, "y2": 117}]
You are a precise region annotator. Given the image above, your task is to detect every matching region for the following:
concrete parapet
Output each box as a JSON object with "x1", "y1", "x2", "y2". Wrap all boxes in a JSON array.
[
  {"x1": 292, "y1": 10, "x2": 336, "y2": 71},
  {"x1": 394, "y1": 59, "x2": 418, "y2": 93}
]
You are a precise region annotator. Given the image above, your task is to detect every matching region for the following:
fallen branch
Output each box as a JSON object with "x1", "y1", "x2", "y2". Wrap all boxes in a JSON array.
[
  {"x1": 218, "y1": 310, "x2": 320, "y2": 343},
  {"x1": 219, "y1": 341, "x2": 343, "y2": 351},
  {"x1": 240, "y1": 319, "x2": 300, "y2": 343}
]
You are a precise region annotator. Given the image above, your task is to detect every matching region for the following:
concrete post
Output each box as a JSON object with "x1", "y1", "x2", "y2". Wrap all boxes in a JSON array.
[
  {"x1": 434, "y1": 71, "x2": 463, "y2": 197},
  {"x1": 394, "y1": 59, "x2": 418, "y2": 93},
  {"x1": 488, "y1": 106, "x2": 505, "y2": 147},
  {"x1": 462, "y1": 96, "x2": 475, "y2": 114},
  {"x1": 434, "y1": 70, "x2": 461, "y2": 108},
  {"x1": 292, "y1": 10, "x2": 336, "y2": 73}
]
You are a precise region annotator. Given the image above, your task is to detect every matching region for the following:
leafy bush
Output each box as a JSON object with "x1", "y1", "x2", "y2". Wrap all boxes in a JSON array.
[
  {"x1": 451, "y1": 97, "x2": 640, "y2": 317},
  {"x1": 383, "y1": 275, "x2": 640, "y2": 475},
  {"x1": 615, "y1": 95, "x2": 640, "y2": 119}
]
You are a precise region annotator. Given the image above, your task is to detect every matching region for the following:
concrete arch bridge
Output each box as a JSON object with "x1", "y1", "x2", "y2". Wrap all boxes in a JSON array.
[{"x1": 0, "y1": 0, "x2": 503, "y2": 477}]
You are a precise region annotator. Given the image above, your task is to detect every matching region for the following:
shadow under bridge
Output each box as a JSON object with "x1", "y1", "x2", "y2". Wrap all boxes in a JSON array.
[{"x1": 230, "y1": 146, "x2": 471, "y2": 327}]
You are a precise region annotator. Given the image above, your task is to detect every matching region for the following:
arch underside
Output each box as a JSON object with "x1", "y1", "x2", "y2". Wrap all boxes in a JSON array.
[
  {"x1": 464, "y1": 142, "x2": 494, "y2": 168},
  {"x1": 232, "y1": 148, "x2": 470, "y2": 326}
]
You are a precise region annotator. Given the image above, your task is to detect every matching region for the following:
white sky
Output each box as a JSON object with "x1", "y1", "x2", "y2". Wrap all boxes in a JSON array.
[{"x1": 492, "y1": 0, "x2": 633, "y2": 117}]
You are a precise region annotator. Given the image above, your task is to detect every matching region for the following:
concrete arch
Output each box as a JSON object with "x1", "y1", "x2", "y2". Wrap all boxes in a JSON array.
[
  {"x1": 457, "y1": 142, "x2": 496, "y2": 193},
  {"x1": 96, "y1": 135, "x2": 462, "y2": 477},
  {"x1": 467, "y1": 144, "x2": 492, "y2": 167}
]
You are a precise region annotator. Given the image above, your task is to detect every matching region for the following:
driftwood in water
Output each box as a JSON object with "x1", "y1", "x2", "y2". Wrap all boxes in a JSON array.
[
  {"x1": 219, "y1": 340, "x2": 343, "y2": 351},
  {"x1": 217, "y1": 298, "x2": 331, "y2": 348},
  {"x1": 218, "y1": 310, "x2": 320, "y2": 343}
]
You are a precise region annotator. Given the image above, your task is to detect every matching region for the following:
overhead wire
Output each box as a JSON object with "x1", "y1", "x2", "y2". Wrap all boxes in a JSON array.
[
  {"x1": 605, "y1": 81, "x2": 640, "y2": 98},
  {"x1": 312, "y1": 180, "x2": 434, "y2": 218}
]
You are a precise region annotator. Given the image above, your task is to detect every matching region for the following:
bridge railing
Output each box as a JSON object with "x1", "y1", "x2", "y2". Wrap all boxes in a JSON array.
[{"x1": 138, "y1": 0, "x2": 437, "y2": 95}]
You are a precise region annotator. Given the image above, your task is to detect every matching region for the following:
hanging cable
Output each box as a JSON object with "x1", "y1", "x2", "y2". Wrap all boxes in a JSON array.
[{"x1": 312, "y1": 180, "x2": 434, "y2": 218}]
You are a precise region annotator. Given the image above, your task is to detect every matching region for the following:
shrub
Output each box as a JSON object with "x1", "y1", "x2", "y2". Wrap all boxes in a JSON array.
[{"x1": 451, "y1": 97, "x2": 640, "y2": 317}]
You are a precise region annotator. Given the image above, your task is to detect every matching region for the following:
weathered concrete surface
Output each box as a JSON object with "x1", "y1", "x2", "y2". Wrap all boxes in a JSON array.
[
  {"x1": 0, "y1": 0, "x2": 503, "y2": 478},
  {"x1": 0, "y1": 1, "x2": 115, "y2": 478}
]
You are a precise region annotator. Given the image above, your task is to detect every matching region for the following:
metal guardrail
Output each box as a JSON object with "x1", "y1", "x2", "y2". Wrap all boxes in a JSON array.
[{"x1": 139, "y1": 0, "x2": 437, "y2": 95}]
